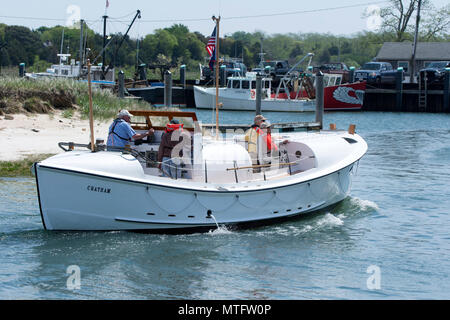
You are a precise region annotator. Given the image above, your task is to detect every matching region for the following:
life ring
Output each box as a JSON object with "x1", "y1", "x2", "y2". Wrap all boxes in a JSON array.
[{"x1": 250, "y1": 89, "x2": 256, "y2": 99}]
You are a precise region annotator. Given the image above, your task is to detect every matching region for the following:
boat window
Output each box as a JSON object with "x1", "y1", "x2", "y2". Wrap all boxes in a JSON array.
[
  {"x1": 251, "y1": 81, "x2": 256, "y2": 89},
  {"x1": 242, "y1": 80, "x2": 250, "y2": 89},
  {"x1": 264, "y1": 81, "x2": 270, "y2": 89},
  {"x1": 233, "y1": 80, "x2": 240, "y2": 89},
  {"x1": 343, "y1": 137, "x2": 358, "y2": 144},
  {"x1": 227, "y1": 80, "x2": 232, "y2": 88}
]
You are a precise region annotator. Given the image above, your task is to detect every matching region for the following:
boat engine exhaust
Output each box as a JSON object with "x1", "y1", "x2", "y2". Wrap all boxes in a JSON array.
[{"x1": 207, "y1": 210, "x2": 220, "y2": 229}]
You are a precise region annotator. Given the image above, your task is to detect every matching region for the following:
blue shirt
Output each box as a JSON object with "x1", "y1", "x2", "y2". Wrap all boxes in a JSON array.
[{"x1": 107, "y1": 119, "x2": 136, "y2": 147}]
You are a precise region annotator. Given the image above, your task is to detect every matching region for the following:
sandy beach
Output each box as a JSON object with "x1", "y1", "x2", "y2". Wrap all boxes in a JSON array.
[{"x1": 0, "y1": 111, "x2": 112, "y2": 161}]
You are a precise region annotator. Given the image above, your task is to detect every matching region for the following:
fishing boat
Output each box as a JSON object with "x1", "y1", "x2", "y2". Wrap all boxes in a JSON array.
[
  {"x1": 194, "y1": 73, "x2": 316, "y2": 112},
  {"x1": 194, "y1": 74, "x2": 365, "y2": 112},
  {"x1": 32, "y1": 18, "x2": 368, "y2": 232}
]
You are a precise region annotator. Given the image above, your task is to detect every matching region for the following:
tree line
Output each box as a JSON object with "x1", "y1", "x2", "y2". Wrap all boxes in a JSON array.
[{"x1": 0, "y1": 1, "x2": 448, "y2": 76}]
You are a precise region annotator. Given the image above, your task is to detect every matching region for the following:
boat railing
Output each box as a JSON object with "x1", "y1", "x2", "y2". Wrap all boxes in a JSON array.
[
  {"x1": 56, "y1": 141, "x2": 315, "y2": 183},
  {"x1": 146, "y1": 154, "x2": 315, "y2": 183}
]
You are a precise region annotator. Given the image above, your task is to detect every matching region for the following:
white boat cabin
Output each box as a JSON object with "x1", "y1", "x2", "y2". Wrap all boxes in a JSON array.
[{"x1": 111, "y1": 110, "x2": 319, "y2": 184}]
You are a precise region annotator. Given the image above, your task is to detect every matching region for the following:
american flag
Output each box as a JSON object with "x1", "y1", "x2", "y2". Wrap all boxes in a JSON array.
[
  {"x1": 206, "y1": 26, "x2": 216, "y2": 57},
  {"x1": 206, "y1": 26, "x2": 216, "y2": 70},
  {"x1": 208, "y1": 48, "x2": 216, "y2": 70}
]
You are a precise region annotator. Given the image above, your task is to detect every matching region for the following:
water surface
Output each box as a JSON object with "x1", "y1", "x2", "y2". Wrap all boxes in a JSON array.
[{"x1": 1, "y1": 111, "x2": 449, "y2": 299}]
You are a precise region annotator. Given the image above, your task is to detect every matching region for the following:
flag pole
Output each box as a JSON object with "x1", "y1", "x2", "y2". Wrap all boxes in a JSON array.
[
  {"x1": 87, "y1": 59, "x2": 95, "y2": 152},
  {"x1": 213, "y1": 15, "x2": 220, "y2": 139}
]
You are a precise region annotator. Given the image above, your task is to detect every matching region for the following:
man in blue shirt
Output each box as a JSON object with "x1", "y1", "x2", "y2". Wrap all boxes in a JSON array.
[{"x1": 107, "y1": 109, "x2": 154, "y2": 148}]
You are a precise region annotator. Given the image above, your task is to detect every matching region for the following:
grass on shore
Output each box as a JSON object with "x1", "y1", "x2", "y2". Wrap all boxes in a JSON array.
[
  {"x1": 0, "y1": 154, "x2": 55, "y2": 177},
  {"x1": 0, "y1": 77, "x2": 158, "y2": 120}
]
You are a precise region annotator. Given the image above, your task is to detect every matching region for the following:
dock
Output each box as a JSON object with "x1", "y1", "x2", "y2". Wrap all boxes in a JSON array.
[
  {"x1": 364, "y1": 84, "x2": 449, "y2": 113},
  {"x1": 122, "y1": 66, "x2": 450, "y2": 113},
  {"x1": 363, "y1": 70, "x2": 450, "y2": 113}
]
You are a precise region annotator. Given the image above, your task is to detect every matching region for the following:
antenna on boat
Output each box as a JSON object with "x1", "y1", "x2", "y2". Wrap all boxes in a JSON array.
[
  {"x1": 87, "y1": 59, "x2": 95, "y2": 152},
  {"x1": 212, "y1": 15, "x2": 221, "y2": 139}
]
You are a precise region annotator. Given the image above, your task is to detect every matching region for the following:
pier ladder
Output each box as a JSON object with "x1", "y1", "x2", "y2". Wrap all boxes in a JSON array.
[{"x1": 418, "y1": 72, "x2": 427, "y2": 111}]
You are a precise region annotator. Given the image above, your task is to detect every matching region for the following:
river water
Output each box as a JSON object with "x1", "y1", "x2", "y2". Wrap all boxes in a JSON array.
[{"x1": 1, "y1": 110, "x2": 449, "y2": 299}]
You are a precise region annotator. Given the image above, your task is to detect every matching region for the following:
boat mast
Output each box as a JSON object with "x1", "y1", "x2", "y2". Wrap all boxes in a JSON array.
[
  {"x1": 213, "y1": 15, "x2": 220, "y2": 138},
  {"x1": 59, "y1": 27, "x2": 65, "y2": 66},
  {"x1": 79, "y1": 19, "x2": 84, "y2": 72},
  {"x1": 102, "y1": 15, "x2": 108, "y2": 80}
]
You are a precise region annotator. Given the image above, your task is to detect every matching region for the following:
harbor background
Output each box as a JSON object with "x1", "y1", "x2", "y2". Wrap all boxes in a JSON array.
[{"x1": 1, "y1": 110, "x2": 449, "y2": 299}]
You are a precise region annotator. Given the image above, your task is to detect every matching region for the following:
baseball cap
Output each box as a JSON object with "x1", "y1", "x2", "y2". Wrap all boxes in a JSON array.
[
  {"x1": 117, "y1": 109, "x2": 133, "y2": 118},
  {"x1": 254, "y1": 114, "x2": 267, "y2": 122}
]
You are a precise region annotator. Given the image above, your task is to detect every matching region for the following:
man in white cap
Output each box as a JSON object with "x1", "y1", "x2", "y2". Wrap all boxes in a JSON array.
[
  {"x1": 244, "y1": 114, "x2": 267, "y2": 171},
  {"x1": 107, "y1": 109, "x2": 154, "y2": 148}
]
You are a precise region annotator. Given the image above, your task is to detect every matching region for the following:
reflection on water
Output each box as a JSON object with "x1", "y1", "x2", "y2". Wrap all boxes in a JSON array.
[{"x1": 1, "y1": 112, "x2": 450, "y2": 299}]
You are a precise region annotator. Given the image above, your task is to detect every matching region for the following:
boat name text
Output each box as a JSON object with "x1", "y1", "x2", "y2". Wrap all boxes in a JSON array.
[{"x1": 87, "y1": 185, "x2": 111, "y2": 194}]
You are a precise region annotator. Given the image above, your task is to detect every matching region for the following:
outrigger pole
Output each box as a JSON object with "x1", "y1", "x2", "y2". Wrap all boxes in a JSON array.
[{"x1": 212, "y1": 15, "x2": 221, "y2": 139}]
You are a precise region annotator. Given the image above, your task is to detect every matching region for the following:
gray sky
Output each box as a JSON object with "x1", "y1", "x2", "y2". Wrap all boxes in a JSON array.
[{"x1": 0, "y1": 0, "x2": 447, "y2": 38}]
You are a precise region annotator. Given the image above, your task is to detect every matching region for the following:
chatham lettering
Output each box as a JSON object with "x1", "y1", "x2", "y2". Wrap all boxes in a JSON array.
[{"x1": 87, "y1": 186, "x2": 111, "y2": 193}]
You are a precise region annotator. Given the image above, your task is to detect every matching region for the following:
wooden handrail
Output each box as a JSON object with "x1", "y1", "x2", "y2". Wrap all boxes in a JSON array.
[
  {"x1": 226, "y1": 161, "x2": 298, "y2": 171},
  {"x1": 129, "y1": 110, "x2": 198, "y2": 121}
]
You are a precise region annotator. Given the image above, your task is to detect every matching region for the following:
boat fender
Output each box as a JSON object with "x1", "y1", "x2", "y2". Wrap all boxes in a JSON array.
[{"x1": 251, "y1": 89, "x2": 256, "y2": 99}]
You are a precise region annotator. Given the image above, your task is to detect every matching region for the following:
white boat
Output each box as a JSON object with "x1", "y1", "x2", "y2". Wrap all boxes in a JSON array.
[
  {"x1": 25, "y1": 54, "x2": 115, "y2": 87},
  {"x1": 33, "y1": 110, "x2": 367, "y2": 232},
  {"x1": 194, "y1": 74, "x2": 316, "y2": 112}
]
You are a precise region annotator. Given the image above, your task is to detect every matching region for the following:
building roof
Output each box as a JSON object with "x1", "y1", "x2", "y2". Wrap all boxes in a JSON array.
[{"x1": 376, "y1": 42, "x2": 450, "y2": 61}]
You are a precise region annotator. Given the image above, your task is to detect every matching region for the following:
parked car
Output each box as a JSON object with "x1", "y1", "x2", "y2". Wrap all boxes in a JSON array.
[
  {"x1": 319, "y1": 62, "x2": 351, "y2": 83},
  {"x1": 418, "y1": 61, "x2": 450, "y2": 84},
  {"x1": 263, "y1": 60, "x2": 290, "y2": 79},
  {"x1": 355, "y1": 62, "x2": 400, "y2": 85},
  {"x1": 223, "y1": 60, "x2": 247, "y2": 77},
  {"x1": 200, "y1": 59, "x2": 247, "y2": 81}
]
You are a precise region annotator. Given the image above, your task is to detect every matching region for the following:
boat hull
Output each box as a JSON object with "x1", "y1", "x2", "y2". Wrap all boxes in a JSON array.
[
  {"x1": 323, "y1": 81, "x2": 366, "y2": 111},
  {"x1": 127, "y1": 86, "x2": 190, "y2": 107},
  {"x1": 34, "y1": 162, "x2": 356, "y2": 231}
]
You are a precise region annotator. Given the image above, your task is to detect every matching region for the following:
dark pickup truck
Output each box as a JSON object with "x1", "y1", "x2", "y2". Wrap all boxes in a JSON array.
[
  {"x1": 263, "y1": 60, "x2": 290, "y2": 79},
  {"x1": 319, "y1": 62, "x2": 351, "y2": 83},
  {"x1": 418, "y1": 61, "x2": 450, "y2": 84},
  {"x1": 355, "y1": 62, "x2": 400, "y2": 85},
  {"x1": 201, "y1": 59, "x2": 247, "y2": 80}
]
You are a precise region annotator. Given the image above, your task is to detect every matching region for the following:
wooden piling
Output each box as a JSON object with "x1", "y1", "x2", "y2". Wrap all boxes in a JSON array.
[
  {"x1": 118, "y1": 70, "x2": 125, "y2": 98},
  {"x1": 396, "y1": 67, "x2": 403, "y2": 111},
  {"x1": 180, "y1": 65, "x2": 186, "y2": 88},
  {"x1": 256, "y1": 74, "x2": 262, "y2": 116},
  {"x1": 315, "y1": 71, "x2": 324, "y2": 129},
  {"x1": 164, "y1": 70, "x2": 172, "y2": 107},
  {"x1": 444, "y1": 68, "x2": 450, "y2": 113}
]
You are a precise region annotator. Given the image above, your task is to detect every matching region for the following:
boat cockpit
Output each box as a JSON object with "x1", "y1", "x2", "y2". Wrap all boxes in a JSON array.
[{"x1": 116, "y1": 111, "x2": 318, "y2": 184}]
